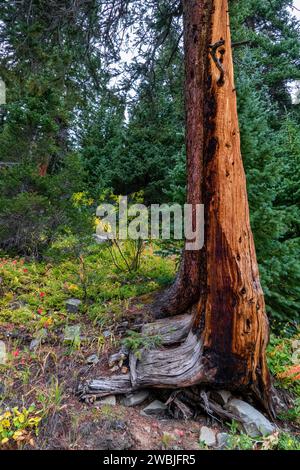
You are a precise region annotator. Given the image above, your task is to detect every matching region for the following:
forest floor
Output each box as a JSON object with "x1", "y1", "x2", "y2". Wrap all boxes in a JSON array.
[{"x1": 0, "y1": 240, "x2": 300, "y2": 450}]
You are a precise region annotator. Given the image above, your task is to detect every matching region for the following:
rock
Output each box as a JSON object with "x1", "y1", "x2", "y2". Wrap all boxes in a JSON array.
[
  {"x1": 225, "y1": 399, "x2": 275, "y2": 437},
  {"x1": 87, "y1": 354, "x2": 99, "y2": 365},
  {"x1": 0, "y1": 341, "x2": 7, "y2": 365},
  {"x1": 63, "y1": 324, "x2": 81, "y2": 342},
  {"x1": 291, "y1": 339, "x2": 300, "y2": 351},
  {"x1": 199, "y1": 426, "x2": 217, "y2": 447},
  {"x1": 291, "y1": 349, "x2": 300, "y2": 365},
  {"x1": 141, "y1": 400, "x2": 167, "y2": 417},
  {"x1": 103, "y1": 330, "x2": 111, "y2": 339},
  {"x1": 66, "y1": 298, "x2": 82, "y2": 313},
  {"x1": 211, "y1": 390, "x2": 232, "y2": 406},
  {"x1": 9, "y1": 300, "x2": 25, "y2": 311},
  {"x1": 216, "y1": 432, "x2": 229, "y2": 448},
  {"x1": 29, "y1": 329, "x2": 48, "y2": 351},
  {"x1": 29, "y1": 338, "x2": 40, "y2": 351},
  {"x1": 93, "y1": 234, "x2": 109, "y2": 244},
  {"x1": 121, "y1": 390, "x2": 150, "y2": 407},
  {"x1": 98, "y1": 395, "x2": 117, "y2": 406}
]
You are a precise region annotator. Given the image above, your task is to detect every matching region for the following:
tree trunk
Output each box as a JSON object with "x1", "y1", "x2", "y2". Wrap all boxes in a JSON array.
[
  {"x1": 195, "y1": 0, "x2": 272, "y2": 412},
  {"x1": 156, "y1": 0, "x2": 273, "y2": 408},
  {"x1": 83, "y1": 0, "x2": 275, "y2": 416},
  {"x1": 153, "y1": 0, "x2": 208, "y2": 317}
]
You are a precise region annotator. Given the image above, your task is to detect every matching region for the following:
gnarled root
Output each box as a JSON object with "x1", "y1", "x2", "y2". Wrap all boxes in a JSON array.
[
  {"x1": 78, "y1": 313, "x2": 206, "y2": 399},
  {"x1": 79, "y1": 330, "x2": 205, "y2": 400},
  {"x1": 77, "y1": 311, "x2": 277, "y2": 420}
]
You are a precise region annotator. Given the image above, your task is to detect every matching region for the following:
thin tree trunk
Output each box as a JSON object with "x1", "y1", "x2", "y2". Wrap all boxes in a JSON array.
[{"x1": 153, "y1": 0, "x2": 210, "y2": 317}]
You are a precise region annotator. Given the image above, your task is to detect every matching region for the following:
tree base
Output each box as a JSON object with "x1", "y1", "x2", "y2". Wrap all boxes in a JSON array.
[{"x1": 77, "y1": 312, "x2": 277, "y2": 418}]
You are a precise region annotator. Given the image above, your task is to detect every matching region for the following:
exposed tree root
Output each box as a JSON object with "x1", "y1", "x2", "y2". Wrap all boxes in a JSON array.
[
  {"x1": 141, "y1": 312, "x2": 194, "y2": 345},
  {"x1": 78, "y1": 313, "x2": 205, "y2": 399},
  {"x1": 78, "y1": 310, "x2": 278, "y2": 420},
  {"x1": 130, "y1": 331, "x2": 205, "y2": 388}
]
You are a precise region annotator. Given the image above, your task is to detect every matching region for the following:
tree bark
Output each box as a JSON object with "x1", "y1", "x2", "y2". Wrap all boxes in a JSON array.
[
  {"x1": 195, "y1": 0, "x2": 272, "y2": 412},
  {"x1": 83, "y1": 0, "x2": 275, "y2": 416},
  {"x1": 156, "y1": 0, "x2": 273, "y2": 409},
  {"x1": 153, "y1": 0, "x2": 209, "y2": 317}
]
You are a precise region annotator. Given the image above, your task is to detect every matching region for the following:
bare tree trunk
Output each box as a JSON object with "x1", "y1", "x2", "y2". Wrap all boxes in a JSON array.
[
  {"x1": 196, "y1": 0, "x2": 272, "y2": 411},
  {"x1": 153, "y1": 0, "x2": 209, "y2": 317},
  {"x1": 84, "y1": 0, "x2": 275, "y2": 415},
  {"x1": 156, "y1": 0, "x2": 273, "y2": 408}
]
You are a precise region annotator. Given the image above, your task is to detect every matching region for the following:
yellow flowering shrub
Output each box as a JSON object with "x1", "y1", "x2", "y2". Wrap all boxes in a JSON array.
[
  {"x1": 0, "y1": 405, "x2": 41, "y2": 448},
  {"x1": 72, "y1": 192, "x2": 94, "y2": 208}
]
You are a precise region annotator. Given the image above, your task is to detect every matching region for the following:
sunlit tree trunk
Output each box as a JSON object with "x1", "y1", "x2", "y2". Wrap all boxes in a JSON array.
[
  {"x1": 195, "y1": 0, "x2": 272, "y2": 410},
  {"x1": 153, "y1": 0, "x2": 273, "y2": 411}
]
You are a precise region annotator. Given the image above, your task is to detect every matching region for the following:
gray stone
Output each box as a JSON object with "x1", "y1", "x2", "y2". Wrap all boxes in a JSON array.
[
  {"x1": 63, "y1": 324, "x2": 81, "y2": 342},
  {"x1": 29, "y1": 328, "x2": 48, "y2": 351},
  {"x1": 93, "y1": 234, "x2": 109, "y2": 244},
  {"x1": 87, "y1": 354, "x2": 99, "y2": 365},
  {"x1": 211, "y1": 390, "x2": 232, "y2": 406},
  {"x1": 141, "y1": 400, "x2": 167, "y2": 417},
  {"x1": 225, "y1": 398, "x2": 275, "y2": 437},
  {"x1": 0, "y1": 341, "x2": 7, "y2": 365},
  {"x1": 216, "y1": 432, "x2": 229, "y2": 448},
  {"x1": 9, "y1": 300, "x2": 25, "y2": 311},
  {"x1": 29, "y1": 338, "x2": 40, "y2": 351},
  {"x1": 66, "y1": 298, "x2": 82, "y2": 313},
  {"x1": 121, "y1": 390, "x2": 150, "y2": 407},
  {"x1": 98, "y1": 395, "x2": 117, "y2": 406},
  {"x1": 199, "y1": 426, "x2": 216, "y2": 447}
]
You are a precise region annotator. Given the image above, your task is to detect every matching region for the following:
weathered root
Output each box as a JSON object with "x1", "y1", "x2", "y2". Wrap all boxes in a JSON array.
[
  {"x1": 141, "y1": 312, "x2": 194, "y2": 345},
  {"x1": 152, "y1": 253, "x2": 202, "y2": 319},
  {"x1": 78, "y1": 314, "x2": 208, "y2": 400},
  {"x1": 130, "y1": 331, "x2": 205, "y2": 388},
  {"x1": 79, "y1": 374, "x2": 135, "y2": 399},
  {"x1": 79, "y1": 333, "x2": 205, "y2": 399},
  {"x1": 78, "y1": 313, "x2": 276, "y2": 418}
]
